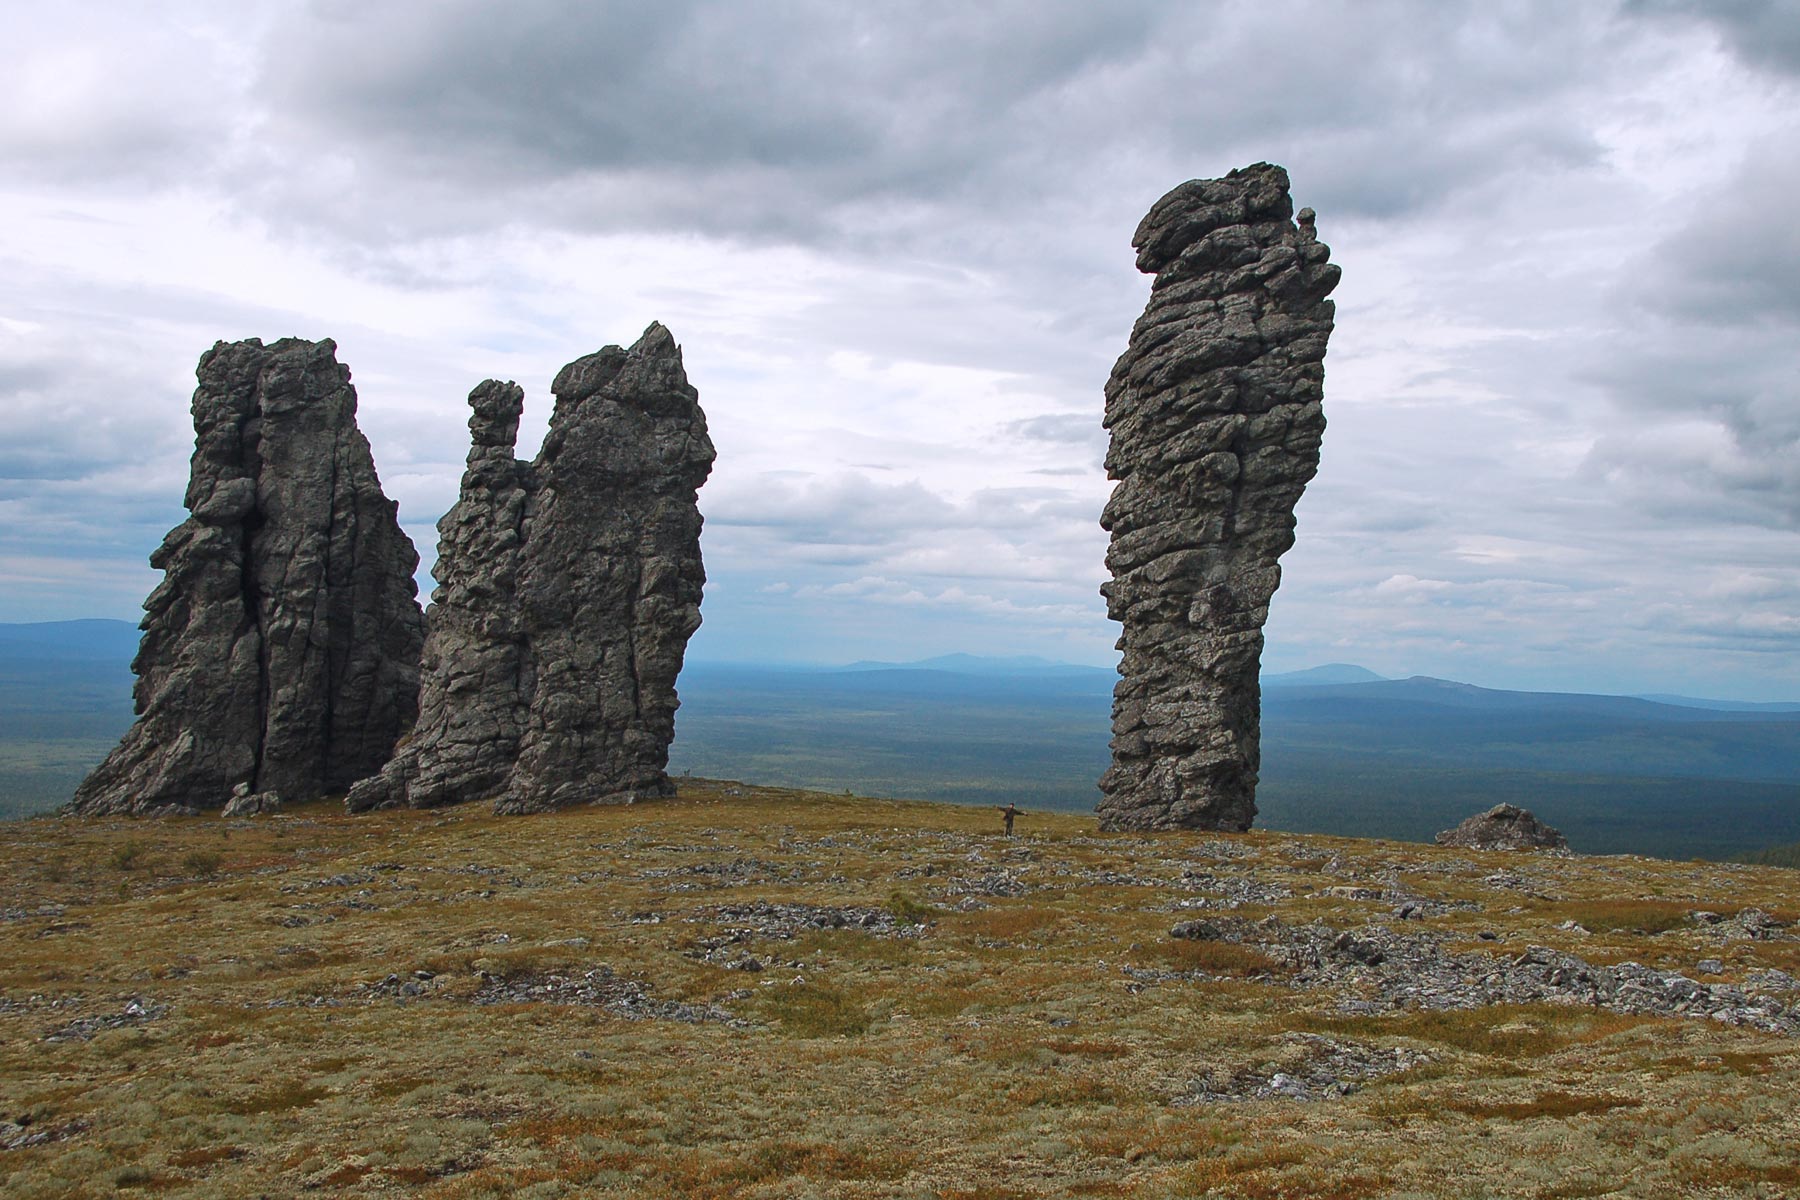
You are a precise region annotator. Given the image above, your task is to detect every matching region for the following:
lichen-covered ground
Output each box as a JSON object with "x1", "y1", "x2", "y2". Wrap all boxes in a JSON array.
[{"x1": 2, "y1": 780, "x2": 1798, "y2": 1198}]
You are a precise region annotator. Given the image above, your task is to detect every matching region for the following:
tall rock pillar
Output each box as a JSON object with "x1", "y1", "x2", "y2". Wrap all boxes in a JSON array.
[
  {"x1": 70, "y1": 338, "x2": 424, "y2": 815},
  {"x1": 348, "y1": 322, "x2": 714, "y2": 813},
  {"x1": 1097, "y1": 164, "x2": 1339, "y2": 832},
  {"x1": 345, "y1": 380, "x2": 534, "y2": 811}
]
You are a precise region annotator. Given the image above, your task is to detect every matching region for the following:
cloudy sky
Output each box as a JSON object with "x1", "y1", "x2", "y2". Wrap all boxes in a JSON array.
[{"x1": 4, "y1": 1, "x2": 1798, "y2": 699}]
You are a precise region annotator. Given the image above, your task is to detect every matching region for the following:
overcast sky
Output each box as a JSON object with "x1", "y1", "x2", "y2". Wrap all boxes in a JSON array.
[{"x1": 3, "y1": 1, "x2": 1798, "y2": 698}]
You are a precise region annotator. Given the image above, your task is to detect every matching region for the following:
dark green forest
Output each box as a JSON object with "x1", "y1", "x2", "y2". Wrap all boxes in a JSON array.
[{"x1": 6, "y1": 621, "x2": 1799, "y2": 862}]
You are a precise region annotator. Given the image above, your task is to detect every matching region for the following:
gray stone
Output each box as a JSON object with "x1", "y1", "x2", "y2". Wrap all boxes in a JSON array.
[
  {"x1": 345, "y1": 380, "x2": 532, "y2": 811},
  {"x1": 1435, "y1": 804, "x2": 1570, "y2": 851},
  {"x1": 1097, "y1": 164, "x2": 1339, "y2": 831},
  {"x1": 1150, "y1": 914, "x2": 1800, "y2": 1034},
  {"x1": 69, "y1": 338, "x2": 424, "y2": 815},
  {"x1": 221, "y1": 784, "x2": 283, "y2": 818},
  {"x1": 348, "y1": 322, "x2": 714, "y2": 814}
]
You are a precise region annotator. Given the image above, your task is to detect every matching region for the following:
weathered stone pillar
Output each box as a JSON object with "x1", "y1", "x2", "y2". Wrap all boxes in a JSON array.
[
  {"x1": 1097, "y1": 164, "x2": 1339, "y2": 831},
  {"x1": 70, "y1": 338, "x2": 424, "y2": 815},
  {"x1": 348, "y1": 322, "x2": 714, "y2": 813}
]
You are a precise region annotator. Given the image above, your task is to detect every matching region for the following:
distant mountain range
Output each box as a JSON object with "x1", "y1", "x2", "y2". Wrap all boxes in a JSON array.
[{"x1": 4, "y1": 620, "x2": 1798, "y2": 861}]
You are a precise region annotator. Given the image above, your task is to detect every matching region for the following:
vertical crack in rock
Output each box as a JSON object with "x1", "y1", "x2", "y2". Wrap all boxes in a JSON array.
[
  {"x1": 347, "y1": 322, "x2": 714, "y2": 814},
  {"x1": 69, "y1": 338, "x2": 425, "y2": 815},
  {"x1": 1097, "y1": 164, "x2": 1339, "y2": 832}
]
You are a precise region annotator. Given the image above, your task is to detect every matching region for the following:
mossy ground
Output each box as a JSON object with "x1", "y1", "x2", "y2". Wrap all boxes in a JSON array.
[{"x1": 2, "y1": 780, "x2": 1798, "y2": 1198}]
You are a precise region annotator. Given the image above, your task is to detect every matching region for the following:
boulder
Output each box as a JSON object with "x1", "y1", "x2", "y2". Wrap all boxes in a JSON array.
[
  {"x1": 221, "y1": 784, "x2": 283, "y2": 818},
  {"x1": 1435, "y1": 804, "x2": 1569, "y2": 851}
]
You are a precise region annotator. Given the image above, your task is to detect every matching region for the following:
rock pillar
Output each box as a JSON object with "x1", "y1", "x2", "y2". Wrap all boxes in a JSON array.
[
  {"x1": 348, "y1": 322, "x2": 714, "y2": 813},
  {"x1": 1097, "y1": 164, "x2": 1339, "y2": 831},
  {"x1": 70, "y1": 338, "x2": 424, "y2": 814}
]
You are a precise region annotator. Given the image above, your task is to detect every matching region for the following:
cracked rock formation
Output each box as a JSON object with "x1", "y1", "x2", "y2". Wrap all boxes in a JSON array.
[
  {"x1": 1097, "y1": 163, "x2": 1339, "y2": 832},
  {"x1": 347, "y1": 322, "x2": 714, "y2": 814},
  {"x1": 345, "y1": 379, "x2": 532, "y2": 812},
  {"x1": 1436, "y1": 804, "x2": 1570, "y2": 852},
  {"x1": 69, "y1": 338, "x2": 424, "y2": 815}
]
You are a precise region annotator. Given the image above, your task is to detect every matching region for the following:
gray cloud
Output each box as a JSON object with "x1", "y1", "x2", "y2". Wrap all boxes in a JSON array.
[
  {"x1": 1581, "y1": 140, "x2": 1800, "y2": 529},
  {"x1": 216, "y1": 0, "x2": 1631, "y2": 258},
  {"x1": 0, "y1": 5, "x2": 253, "y2": 188},
  {"x1": 7, "y1": 0, "x2": 1800, "y2": 696},
  {"x1": 1007, "y1": 413, "x2": 1103, "y2": 447},
  {"x1": 1628, "y1": 0, "x2": 1800, "y2": 76}
]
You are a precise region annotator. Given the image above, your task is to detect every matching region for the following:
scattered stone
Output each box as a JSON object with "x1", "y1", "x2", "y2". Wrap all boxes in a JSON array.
[
  {"x1": 635, "y1": 858, "x2": 796, "y2": 887},
  {"x1": 1436, "y1": 804, "x2": 1569, "y2": 851},
  {"x1": 1, "y1": 904, "x2": 66, "y2": 923},
  {"x1": 221, "y1": 784, "x2": 283, "y2": 818},
  {"x1": 1743, "y1": 969, "x2": 1800, "y2": 992},
  {"x1": 1712, "y1": 907, "x2": 1785, "y2": 940},
  {"x1": 0, "y1": 1116, "x2": 88, "y2": 1152},
  {"x1": 1160, "y1": 916, "x2": 1800, "y2": 1033},
  {"x1": 349, "y1": 323, "x2": 714, "y2": 813},
  {"x1": 68, "y1": 338, "x2": 423, "y2": 816},
  {"x1": 472, "y1": 967, "x2": 739, "y2": 1024},
  {"x1": 936, "y1": 870, "x2": 1032, "y2": 899},
  {"x1": 680, "y1": 901, "x2": 926, "y2": 967},
  {"x1": 1170, "y1": 868, "x2": 1291, "y2": 909},
  {"x1": 1098, "y1": 164, "x2": 1339, "y2": 831},
  {"x1": 1175, "y1": 1034, "x2": 1429, "y2": 1105},
  {"x1": 688, "y1": 901, "x2": 915, "y2": 940},
  {"x1": 282, "y1": 871, "x2": 376, "y2": 891},
  {"x1": 42, "y1": 997, "x2": 167, "y2": 1043}
]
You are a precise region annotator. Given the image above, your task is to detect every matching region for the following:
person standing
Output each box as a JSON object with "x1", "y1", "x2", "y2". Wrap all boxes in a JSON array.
[{"x1": 997, "y1": 803, "x2": 1021, "y2": 837}]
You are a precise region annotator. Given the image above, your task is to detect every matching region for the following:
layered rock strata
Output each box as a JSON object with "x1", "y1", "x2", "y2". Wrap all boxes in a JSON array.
[
  {"x1": 347, "y1": 323, "x2": 714, "y2": 814},
  {"x1": 69, "y1": 338, "x2": 424, "y2": 815},
  {"x1": 1097, "y1": 163, "x2": 1339, "y2": 831}
]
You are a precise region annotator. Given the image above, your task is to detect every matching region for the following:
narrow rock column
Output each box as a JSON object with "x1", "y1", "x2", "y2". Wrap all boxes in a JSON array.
[
  {"x1": 346, "y1": 380, "x2": 534, "y2": 811},
  {"x1": 1097, "y1": 164, "x2": 1339, "y2": 832},
  {"x1": 69, "y1": 338, "x2": 424, "y2": 815},
  {"x1": 348, "y1": 322, "x2": 715, "y2": 813},
  {"x1": 500, "y1": 324, "x2": 714, "y2": 812}
]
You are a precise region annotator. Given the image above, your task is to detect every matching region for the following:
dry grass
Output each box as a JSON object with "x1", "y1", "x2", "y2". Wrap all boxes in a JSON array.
[
  {"x1": 1445, "y1": 1090, "x2": 1643, "y2": 1120},
  {"x1": 1534, "y1": 898, "x2": 1708, "y2": 935},
  {"x1": 1298, "y1": 1004, "x2": 1659, "y2": 1059},
  {"x1": 1, "y1": 778, "x2": 1798, "y2": 1199}
]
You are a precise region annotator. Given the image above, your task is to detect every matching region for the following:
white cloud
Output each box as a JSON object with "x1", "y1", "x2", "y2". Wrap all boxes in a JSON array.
[{"x1": 1, "y1": 1, "x2": 1798, "y2": 698}]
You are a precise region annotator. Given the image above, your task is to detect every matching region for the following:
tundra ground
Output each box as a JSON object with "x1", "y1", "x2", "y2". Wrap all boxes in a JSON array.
[{"x1": 2, "y1": 780, "x2": 1797, "y2": 1198}]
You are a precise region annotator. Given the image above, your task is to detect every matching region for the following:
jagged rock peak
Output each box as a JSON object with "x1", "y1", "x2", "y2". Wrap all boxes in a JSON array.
[
  {"x1": 1436, "y1": 804, "x2": 1570, "y2": 852},
  {"x1": 69, "y1": 337, "x2": 424, "y2": 815},
  {"x1": 1096, "y1": 165, "x2": 1339, "y2": 833},
  {"x1": 347, "y1": 322, "x2": 715, "y2": 815}
]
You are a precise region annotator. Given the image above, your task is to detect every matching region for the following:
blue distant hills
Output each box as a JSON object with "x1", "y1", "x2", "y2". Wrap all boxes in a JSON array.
[{"x1": 4, "y1": 621, "x2": 1799, "y2": 861}]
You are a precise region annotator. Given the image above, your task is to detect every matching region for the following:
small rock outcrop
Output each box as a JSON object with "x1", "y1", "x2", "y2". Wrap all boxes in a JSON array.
[
  {"x1": 1097, "y1": 163, "x2": 1339, "y2": 832},
  {"x1": 69, "y1": 338, "x2": 424, "y2": 815},
  {"x1": 1436, "y1": 804, "x2": 1569, "y2": 851},
  {"x1": 221, "y1": 784, "x2": 282, "y2": 818},
  {"x1": 348, "y1": 323, "x2": 714, "y2": 814}
]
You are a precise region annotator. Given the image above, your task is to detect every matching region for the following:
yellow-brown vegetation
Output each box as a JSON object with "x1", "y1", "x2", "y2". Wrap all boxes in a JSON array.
[{"x1": 0, "y1": 779, "x2": 1797, "y2": 1198}]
